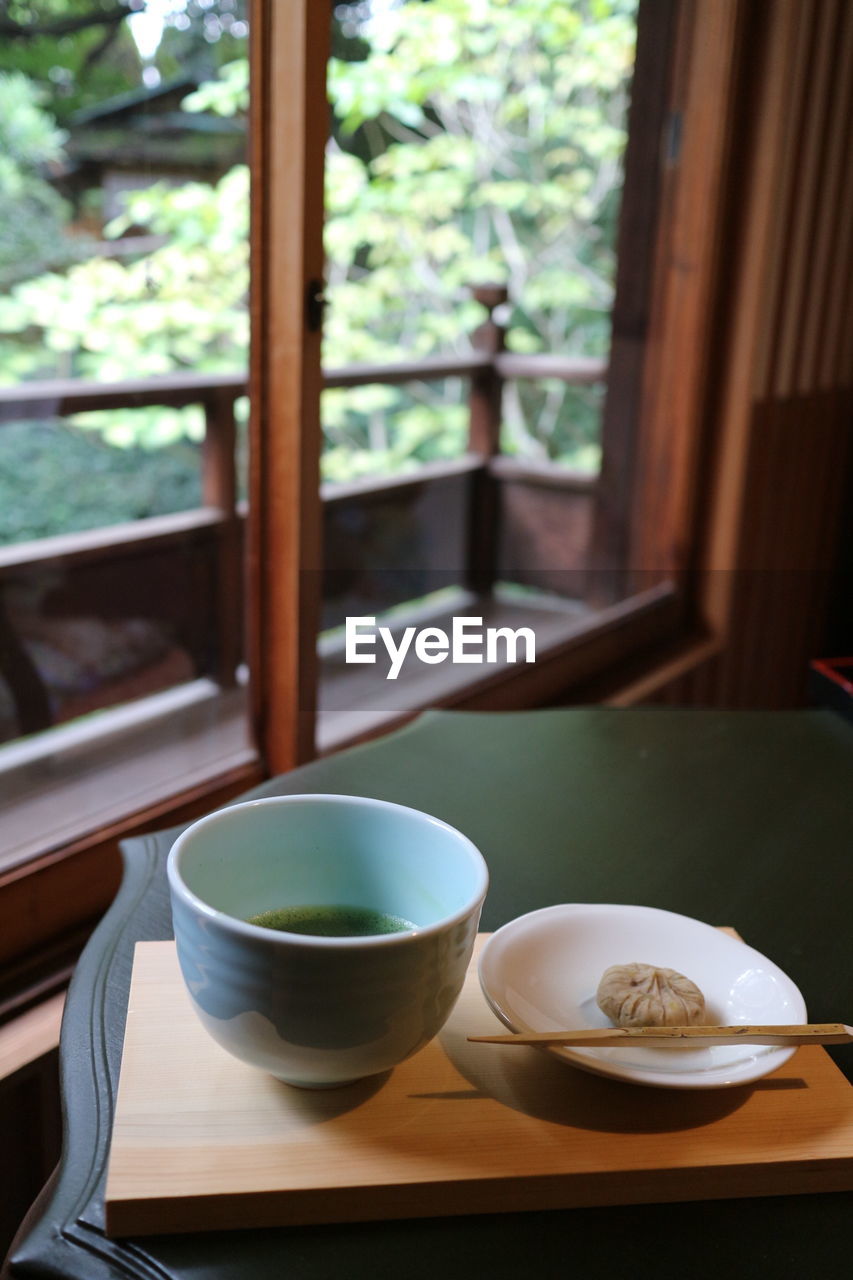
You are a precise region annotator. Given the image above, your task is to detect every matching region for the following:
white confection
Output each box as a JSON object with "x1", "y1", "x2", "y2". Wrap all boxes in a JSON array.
[{"x1": 596, "y1": 962, "x2": 706, "y2": 1028}]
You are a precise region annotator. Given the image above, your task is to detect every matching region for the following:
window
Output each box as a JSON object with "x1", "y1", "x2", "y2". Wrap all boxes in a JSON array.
[
  {"x1": 253, "y1": 0, "x2": 732, "y2": 775},
  {"x1": 313, "y1": 2, "x2": 643, "y2": 749},
  {"x1": 1, "y1": 0, "x2": 753, "y2": 1007},
  {"x1": 0, "y1": 1, "x2": 261, "y2": 1012}
]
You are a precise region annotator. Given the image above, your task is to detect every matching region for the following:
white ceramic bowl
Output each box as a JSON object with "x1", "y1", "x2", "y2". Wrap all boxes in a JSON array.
[
  {"x1": 479, "y1": 903, "x2": 807, "y2": 1089},
  {"x1": 168, "y1": 794, "x2": 488, "y2": 1087}
]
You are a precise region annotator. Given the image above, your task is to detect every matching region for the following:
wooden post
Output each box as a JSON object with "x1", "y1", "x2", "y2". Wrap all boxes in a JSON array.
[
  {"x1": 587, "y1": 0, "x2": 679, "y2": 607},
  {"x1": 465, "y1": 284, "x2": 507, "y2": 597},
  {"x1": 201, "y1": 389, "x2": 241, "y2": 689},
  {"x1": 247, "y1": 0, "x2": 327, "y2": 772}
]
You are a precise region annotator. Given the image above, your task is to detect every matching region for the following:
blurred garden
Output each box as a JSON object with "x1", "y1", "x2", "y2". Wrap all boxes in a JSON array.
[{"x1": 0, "y1": 0, "x2": 636, "y2": 543}]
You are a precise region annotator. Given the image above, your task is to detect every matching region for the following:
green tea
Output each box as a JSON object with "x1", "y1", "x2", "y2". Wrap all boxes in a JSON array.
[{"x1": 246, "y1": 904, "x2": 416, "y2": 937}]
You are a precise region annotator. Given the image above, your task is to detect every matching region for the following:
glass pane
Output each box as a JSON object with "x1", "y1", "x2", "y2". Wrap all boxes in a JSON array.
[
  {"x1": 318, "y1": 0, "x2": 639, "y2": 744},
  {"x1": 0, "y1": 2, "x2": 253, "y2": 870}
]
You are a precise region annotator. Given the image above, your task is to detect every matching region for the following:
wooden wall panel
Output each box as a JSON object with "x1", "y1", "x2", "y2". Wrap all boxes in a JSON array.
[
  {"x1": 652, "y1": 0, "x2": 853, "y2": 710},
  {"x1": 797, "y1": 3, "x2": 853, "y2": 391}
]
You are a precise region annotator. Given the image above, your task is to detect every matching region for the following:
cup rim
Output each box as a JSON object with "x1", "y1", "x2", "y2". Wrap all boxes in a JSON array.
[{"x1": 167, "y1": 792, "x2": 489, "y2": 948}]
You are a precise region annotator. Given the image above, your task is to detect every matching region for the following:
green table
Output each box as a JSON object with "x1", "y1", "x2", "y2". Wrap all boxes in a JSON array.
[{"x1": 7, "y1": 708, "x2": 853, "y2": 1280}]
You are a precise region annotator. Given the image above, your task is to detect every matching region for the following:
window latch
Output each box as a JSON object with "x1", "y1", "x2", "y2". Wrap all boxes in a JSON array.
[{"x1": 305, "y1": 279, "x2": 327, "y2": 333}]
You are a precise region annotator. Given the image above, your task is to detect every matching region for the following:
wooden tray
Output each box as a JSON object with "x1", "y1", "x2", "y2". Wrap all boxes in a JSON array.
[{"x1": 104, "y1": 936, "x2": 853, "y2": 1237}]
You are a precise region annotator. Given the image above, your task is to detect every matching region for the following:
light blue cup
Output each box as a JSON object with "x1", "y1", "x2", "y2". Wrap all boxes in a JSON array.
[{"x1": 167, "y1": 794, "x2": 489, "y2": 1087}]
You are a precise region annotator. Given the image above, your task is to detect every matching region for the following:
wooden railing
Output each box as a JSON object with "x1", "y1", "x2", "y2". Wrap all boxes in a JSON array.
[{"x1": 0, "y1": 289, "x2": 606, "y2": 738}]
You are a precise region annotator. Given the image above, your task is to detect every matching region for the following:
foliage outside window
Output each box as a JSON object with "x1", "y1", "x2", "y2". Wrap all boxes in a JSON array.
[
  {"x1": 324, "y1": 0, "x2": 636, "y2": 477},
  {"x1": 0, "y1": 0, "x2": 636, "y2": 546}
]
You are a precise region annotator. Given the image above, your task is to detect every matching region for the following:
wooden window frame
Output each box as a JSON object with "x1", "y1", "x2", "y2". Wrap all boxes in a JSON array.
[
  {"x1": 253, "y1": 0, "x2": 750, "y2": 772},
  {"x1": 0, "y1": 0, "x2": 759, "y2": 1009}
]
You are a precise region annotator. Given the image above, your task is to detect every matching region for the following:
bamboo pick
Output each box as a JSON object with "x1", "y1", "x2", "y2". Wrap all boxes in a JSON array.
[{"x1": 468, "y1": 1023, "x2": 853, "y2": 1048}]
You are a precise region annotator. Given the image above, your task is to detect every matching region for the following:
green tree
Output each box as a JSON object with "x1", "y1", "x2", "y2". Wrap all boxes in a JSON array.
[
  {"x1": 324, "y1": 0, "x2": 636, "y2": 471},
  {"x1": 0, "y1": 1, "x2": 248, "y2": 121},
  {"x1": 0, "y1": 71, "x2": 80, "y2": 288},
  {"x1": 0, "y1": 0, "x2": 636, "y2": 482},
  {"x1": 0, "y1": 162, "x2": 249, "y2": 443}
]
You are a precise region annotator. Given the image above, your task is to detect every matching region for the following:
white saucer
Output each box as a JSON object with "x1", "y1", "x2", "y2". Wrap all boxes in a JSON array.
[{"x1": 478, "y1": 904, "x2": 807, "y2": 1089}]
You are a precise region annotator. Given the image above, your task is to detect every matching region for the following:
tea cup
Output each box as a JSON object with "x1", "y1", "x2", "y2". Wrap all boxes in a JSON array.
[{"x1": 167, "y1": 793, "x2": 489, "y2": 1087}]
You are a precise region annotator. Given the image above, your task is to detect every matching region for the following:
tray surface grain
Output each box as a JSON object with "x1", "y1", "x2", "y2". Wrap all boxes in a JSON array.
[{"x1": 105, "y1": 936, "x2": 853, "y2": 1237}]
